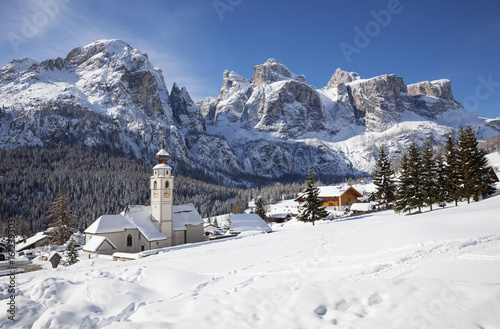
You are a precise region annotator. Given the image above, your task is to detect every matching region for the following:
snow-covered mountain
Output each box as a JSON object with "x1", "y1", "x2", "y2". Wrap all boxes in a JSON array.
[
  {"x1": 1, "y1": 40, "x2": 499, "y2": 181},
  {"x1": 198, "y1": 58, "x2": 500, "y2": 176}
]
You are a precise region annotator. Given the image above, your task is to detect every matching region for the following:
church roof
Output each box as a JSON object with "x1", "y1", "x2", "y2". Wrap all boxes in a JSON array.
[
  {"x1": 173, "y1": 204, "x2": 204, "y2": 231},
  {"x1": 85, "y1": 211, "x2": 167, "y2": 242},
  {"x1": 83, "y1": 236, "x2": 116, "y2": 252},
  {"x1": 84, "y1": 204, "x2": 203, "y2": 238},
  {"x1": 153, "y1": 163, "x2": 172, "y2": 170},
  {"x1": 123, "y1": 206, "x2": 167, "y2": 241},
  {"x1": 84, "y1": 215, "x2": 136, "y2": 234}
]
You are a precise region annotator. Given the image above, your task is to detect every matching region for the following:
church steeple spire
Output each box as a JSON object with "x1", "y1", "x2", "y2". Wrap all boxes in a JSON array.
[
  {"x1": 155, "y1": 135, "x2": 170, "y2": 164},
  {"x1": 151, "y1": 134, "x2": 174, "y2": 246}
]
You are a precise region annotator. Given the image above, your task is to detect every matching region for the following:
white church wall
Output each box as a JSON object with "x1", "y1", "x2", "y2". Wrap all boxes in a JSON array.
[{"x1": 185, "y1": 224, "x2": 204, "y2": 243}]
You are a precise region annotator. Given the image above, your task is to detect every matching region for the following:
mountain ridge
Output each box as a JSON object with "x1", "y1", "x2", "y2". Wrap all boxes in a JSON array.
[{"x1": 1, "y1": 39, "x2": 499, "y2": 183}]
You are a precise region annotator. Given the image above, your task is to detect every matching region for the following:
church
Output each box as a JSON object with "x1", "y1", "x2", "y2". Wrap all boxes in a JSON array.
[{"x1": 83, "y1": 140, "x2": 204, "y2": 259}]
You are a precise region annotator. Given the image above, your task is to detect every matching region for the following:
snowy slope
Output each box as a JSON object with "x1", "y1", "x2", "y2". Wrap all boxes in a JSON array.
[{"x1": 3, "y1": 193, "x2": 500, "y2": 328}]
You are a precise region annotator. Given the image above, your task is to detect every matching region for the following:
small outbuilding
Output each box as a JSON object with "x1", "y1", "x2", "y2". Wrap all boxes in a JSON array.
[
  {"x1": 350, "y1": 202, "x2": 375, "y2": 214},
  {"x1": 229, "y1": 214, "x2": 272, "y2": 234},
  {"x1": 48, "y1": 251, "x2": 63, "y2": 268}
]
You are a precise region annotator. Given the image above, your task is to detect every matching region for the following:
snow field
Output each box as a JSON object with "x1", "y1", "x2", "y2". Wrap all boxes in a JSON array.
[{"x1": 2, "y1": 194, "x2": 500, "y2": 328}]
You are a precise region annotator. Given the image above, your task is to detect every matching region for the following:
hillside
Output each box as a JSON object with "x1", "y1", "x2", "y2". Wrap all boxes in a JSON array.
[
  {"x1": 5, "y1": 191, "x2": 500, "y2": 328},
  {"x1": 0, "y1": 145, "x2": 304, "y2": 232}
]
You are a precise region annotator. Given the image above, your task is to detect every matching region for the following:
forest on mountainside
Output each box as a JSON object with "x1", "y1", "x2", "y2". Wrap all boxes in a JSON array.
[{"x1": 0, "y1": 144, "x2": 305, "y2": 235}]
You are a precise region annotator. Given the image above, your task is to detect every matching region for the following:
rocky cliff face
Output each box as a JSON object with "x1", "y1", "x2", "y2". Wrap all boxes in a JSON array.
[
  {"x1": 0, "y1": 39, "x2": 237, "y2": 182},
  {"x1": 1, "y1": 40, "x2": 499, "y2": 182},
  {"x1": 198, "y1": 60, "x2": 500, "y2": 178},
  {"x1": 325, "y1": 68, "x2": 361, "y2": 89},
  {"x1": 250, "y1": 58, "x2": 307, "y2": 87}
]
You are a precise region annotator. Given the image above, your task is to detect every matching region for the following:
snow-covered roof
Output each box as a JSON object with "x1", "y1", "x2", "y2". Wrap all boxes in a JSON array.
[
  {"x1": 48, "y1": 251, "x2": 63, "y2": 260},
  {"x1": 123, "y1": 206, "x2": 167, "y2": 241},
  {"x1": 173, "y1": 204, "x2": 204, "y2": 231},
  {"x1": 318, "y1": 186, "x2": 349, "y2": 197},
  {"x1": 153, "y1": 163, "x2": 172, "y2": 170},
  {"x1": 350, "y1": 203, "x2": 375, "y2": 212},
  {"x1": 85, "y1": 209, "x2": 167, "y2": 242},
  {"x1": 296, "y1": 186, "x2": 361, "y2": 200},
  {"x1": 229, "y1": 214, "x2": 272, "y2": 234},
  {"x1": 156, "y1": 148, "x2": 169, "y2": 157},
  {"x1": 83, "y1": 236, "x2": 116, "y2": 252},
  {"x1": 85, "y1": 203, "x2": 202, "y2": 238},
  {"x1": 84, "y1": 215, "x2": 136, "y2": 234},
  {"x1": 15, "y1": 231, "x2": 48, "y2": 251}
]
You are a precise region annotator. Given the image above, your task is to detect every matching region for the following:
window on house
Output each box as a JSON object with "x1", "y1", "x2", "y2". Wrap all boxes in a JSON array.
[
  {"x1": 154, "y1": 181, "x2": 157, "y2": 189},
  {"x1": 141, "y1": 246, "x2": 145, "y2": 251},
  {"x1": 127, "y1": 234, "x2": 132, "y2": 247},
  {"x1": 138, "y1": 232, "x2": 141, "y2": 240},
  {"x1": 165, "y1": 181, "x2": 169, "y2": 189}
]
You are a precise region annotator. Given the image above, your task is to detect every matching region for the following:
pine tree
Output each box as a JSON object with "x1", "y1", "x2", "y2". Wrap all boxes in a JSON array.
[
  {"x1": 420, "y1": 139, "x2": 437, "y2": 211},
  {"x1": 66, "y1": 237, "x2": 79, "y2": 265},
  {"x1": 255, "y1": 197, "x2": 266, "y2": 220},
  {"x1": 46, "y1": 187, "x2": 75, "y2": 245},
  {"x1": 372, "y1": 145, "x2": 396, "y2": 209},
  {"x1": 394, "y1": 152, "x2": 413, "y2": 214},
  {"x1": 407, "y1": 140, "x2": 425, "y2": 213},
  {"x1": 298, "y1": 168, "x2": 329, "y2": 225},
  {"x1": 444, "y1": 133, "x2": 461, "y2": 206},
  {"x1": 435, "y1": 158, "x2": 448, "y2": 208},
  {"x1": 457, "y1": 125, "x2": 496, "y2": 202}
]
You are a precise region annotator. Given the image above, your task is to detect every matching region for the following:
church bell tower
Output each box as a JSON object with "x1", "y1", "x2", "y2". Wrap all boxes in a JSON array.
[{"x1": 150, "y1": 137, "x2": 174, "y2": 246}]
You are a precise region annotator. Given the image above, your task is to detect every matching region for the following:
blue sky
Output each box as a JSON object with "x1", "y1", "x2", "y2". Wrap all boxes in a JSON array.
[{"x1": 1, "y1": 0, "x2": 499, "y2": 118}]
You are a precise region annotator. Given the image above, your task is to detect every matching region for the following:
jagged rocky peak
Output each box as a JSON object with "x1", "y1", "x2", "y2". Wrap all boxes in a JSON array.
[
  {"x1": 407, "y1": 79, "x2": 454, "y2": 100},
  {"x1": 326, "y1": 68, "x2": 361, "y2": 88},
  {"x1": 65, "y1": 39, "x2": 145, "y2": 66},
  {"x1": 345, "y1": 74, "x2": 412, "y2": 132},
  {"x1": 0, "y1": 57, "x2": 38, "y2": 82},
  {"x1": 219, "y1": 70, "x2": 250, "y2": 99},
  {"x1": 250, "y1": 58, "x2": 307, "y2": 86},
  {"x1": 169, "y1": 82, "x2": 206, "y2": 133}
]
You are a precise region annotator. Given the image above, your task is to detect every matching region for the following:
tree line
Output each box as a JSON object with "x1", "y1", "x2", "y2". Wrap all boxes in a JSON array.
[
  {"x1": 0, "y1": 144, "x2": 306, "y2": 237},
  {"x1": 373, "y1": 126, "x2": 497, "y2": 215}
]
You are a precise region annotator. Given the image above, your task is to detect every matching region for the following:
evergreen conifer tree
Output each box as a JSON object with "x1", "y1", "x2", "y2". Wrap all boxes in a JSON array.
[
  {"x1": 444, "y1": 133, "x2": 461, "y2": 206},
  {"x1": 420, "y1": 139, "x2": 437, "y2": 210},
  {"x1": 46, "y1": 187, "x2": 75, "y2": 245},
  {"x1": 298, "y1": 168, "x2": 329, "y2": 225},
  {"x1": 457, "y1": 125, "x2": 496, "y2": 202},
  {"x1": 255, "y1": 197, "x2": 267, "y2": 220},
  {"x1": 394, "y1": 152, "x2": 413, "y2": 214},
  {"x1": 435, "y1": 157, "x2": 448, "y2": 208},
  {"x1": 407, "y1": 140, "x2": 425, "y2": 213},
  {"x1": 372, "y1": 145, "x2": 396, "y2": 209},
  {"x1": 66, "y1": 237, "x2": 79, "y2": 265}
]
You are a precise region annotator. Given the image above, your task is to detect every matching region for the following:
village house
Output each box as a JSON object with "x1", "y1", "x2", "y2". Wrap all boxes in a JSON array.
[
  {"x1": 15, "y1": 231, "x2": 50, "y2": 253},
  {"x1": 295, "y1": 185, "x2": 362, "y2": 212},
  {"x1": 83, "y1": 140, "x2": 204, "y2": 259}
]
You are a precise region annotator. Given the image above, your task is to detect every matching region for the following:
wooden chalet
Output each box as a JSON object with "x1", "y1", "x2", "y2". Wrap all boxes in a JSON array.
[{"x1": 295, "y1": 186, "x2": 362, "y2": 211}]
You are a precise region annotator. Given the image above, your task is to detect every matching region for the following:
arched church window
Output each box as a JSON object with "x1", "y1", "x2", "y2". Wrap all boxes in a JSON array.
[
  {"x1": 165, "y1": 181, "x2": 169, "y2": 189},
  {"x1": 154, "y1": 181, "x2": 157, "y2": 189},
  {"x1": 127, "y1": 234, "x2": 132, "y2": 247}
]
